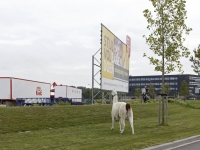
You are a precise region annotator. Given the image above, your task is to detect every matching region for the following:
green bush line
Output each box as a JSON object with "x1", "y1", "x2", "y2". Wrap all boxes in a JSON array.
[{"x1": 168, "y1": 99, "x2": 200, "y2": 109}]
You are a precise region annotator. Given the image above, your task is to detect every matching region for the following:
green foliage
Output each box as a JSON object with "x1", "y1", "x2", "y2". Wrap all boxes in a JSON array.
[
  {"x1": 180, "y1": 80, "x2": 189, "y2": 99},
  {"x1": 86, "y1": 88, "x2": 91, "y2": 98},
  {"x1": 168, "y1": 99, "x2": 200, "y2": 109},
  {"x1": 143, "y1": 0, "x2": 192, "y2": 74},
  {"x1": 159, "y1": 83, "x2": 171, "y2": 95},
  {"x1": 78, "y1": 86, "x2": 102, "y2": 99},
  {"x1": 57, "y1": 101, "x2": 71, "y2": 106},
  {"x1": 190, "y1": 44, "x2": 200, "y2": 75},
  {"x1": 148, "y1": 99, "x2": 158, "y2": 103},
  {"x1": 134, "y1": 86, "x2": 141, "y2": 98},
  {"x1": 149, "y1": 83, "x2": 156, "y2": 98}
]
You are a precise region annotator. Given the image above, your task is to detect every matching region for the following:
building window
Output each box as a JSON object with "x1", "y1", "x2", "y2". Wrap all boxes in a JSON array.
[
  {"x1": 189, "y1": 82, "x2": 198, "y2": 85},
  {"x1": 189, "y1": 76, "x2": 194, "y2": 80},
  {"x1": 170, "y1": 77, "x2": 177, "y2": 80}
]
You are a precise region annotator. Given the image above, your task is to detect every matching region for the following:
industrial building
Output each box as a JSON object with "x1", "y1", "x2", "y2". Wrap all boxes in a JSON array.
[{"x1": 127, "y1": 74, "x2": 200, "y2": 98}]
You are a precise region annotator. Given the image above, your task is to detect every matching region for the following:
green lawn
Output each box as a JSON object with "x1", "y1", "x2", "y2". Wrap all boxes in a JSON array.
[{"x1": 0, "y1": 100, "x2": 200, "y2": 150}]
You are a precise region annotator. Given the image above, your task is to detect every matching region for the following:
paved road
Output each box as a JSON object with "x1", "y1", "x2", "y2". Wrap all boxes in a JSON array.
[
  {"x1": 171, "y1": 140, "x2": 200, "y2": 150},
  {"x1": 142, "y1": 135, "x2": 200, "y2": 150}
]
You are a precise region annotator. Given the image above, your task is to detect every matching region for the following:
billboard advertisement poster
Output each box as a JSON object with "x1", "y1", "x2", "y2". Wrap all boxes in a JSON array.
[{"x1": 101, "y1": 24, "x2": 131, "y2": 93}]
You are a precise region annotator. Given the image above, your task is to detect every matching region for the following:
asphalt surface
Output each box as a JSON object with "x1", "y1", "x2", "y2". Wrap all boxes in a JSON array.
[{"x1": 142, "y1": 135, "x2": 200, "y2": 150}]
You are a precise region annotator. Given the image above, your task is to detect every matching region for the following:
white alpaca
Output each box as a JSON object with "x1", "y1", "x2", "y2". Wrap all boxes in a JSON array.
[{"x1": 111, "y1": 90, "x2": 134, "y2": 134}]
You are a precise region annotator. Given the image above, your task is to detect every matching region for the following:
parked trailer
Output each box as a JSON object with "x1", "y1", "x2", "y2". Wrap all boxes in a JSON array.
[
  {"x1": 54, "y1": 85, "x2": 82, "y2": 105},
  {"x1": 0, "y1": 77, "x2": 51, "y2": 106}
]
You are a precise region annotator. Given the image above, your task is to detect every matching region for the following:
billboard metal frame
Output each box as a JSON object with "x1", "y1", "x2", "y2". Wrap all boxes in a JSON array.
[
  {"x1": 91, "y1": 48, "x2": 101, "y2": 104},
  {"x1": 91, "y1": 49, "x2": 110, "y2": 104},
  {"x1": 91, "y1": 24, "x2": 131, "y2": 104}
]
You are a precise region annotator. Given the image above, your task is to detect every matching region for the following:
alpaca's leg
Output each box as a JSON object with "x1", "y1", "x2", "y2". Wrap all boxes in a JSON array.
[
  {"x1": 128, "y1": 111, "x2": 134, "y2": 135},
  {"x1": 129, "y1": 118, "x2": 134, "y2": 134},
  {"x1": 120, "y1": 118, "x2": 125, "y2": 134},
  {"x1": 111, "y1": 116, "x2": 115, "y2": 130},
  {"x1": 119, "y1": 119, "x2": 121, "y2": 132}
]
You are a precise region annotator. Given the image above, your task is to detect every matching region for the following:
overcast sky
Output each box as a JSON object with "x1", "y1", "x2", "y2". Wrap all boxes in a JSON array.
[{"x1": 1, "y1": 0, "x2": 199, "y2": 88}]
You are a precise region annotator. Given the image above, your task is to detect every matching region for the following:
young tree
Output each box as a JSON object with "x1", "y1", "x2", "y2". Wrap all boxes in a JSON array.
[
  {"x1": 180, "y1": 80, "x2": 189, "y2": 101},
  {"x1": 149, "y1": 83, "x2": 155, "y2": 99},
  {"x1": 143, "y1": 0, "x2": 192, "y2": 93},
  {"x1": 143, "y1": 0, "x2": 192, "y2": 125},
  {"x1": 190, "y1": 45, "x2": 200, "y2": 75},
  {"x1": 159, "y1": 83, "x2": 171, "y2": 95},
  {"x1": 134, "y1": 86, "x2": 141, "y2": 99},
  {"x1": 164, "y1": 83, "x2": 171, "y2": 95},
  {"x1": 86, "y1": 88, "x2": 92, "y2": 98}
]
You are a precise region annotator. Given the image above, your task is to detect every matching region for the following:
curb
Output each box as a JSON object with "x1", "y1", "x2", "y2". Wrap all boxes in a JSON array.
[{"x1": 141, "y1": 135, "x2": 200, "y2": 150}]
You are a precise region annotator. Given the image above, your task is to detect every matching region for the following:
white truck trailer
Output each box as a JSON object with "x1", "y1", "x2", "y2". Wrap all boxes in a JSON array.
[
  {"x1": 0, "y1": 77, "x2": 51, "y2": 106},
  {"x1": 54, "y1": 85, "x2": 82, "y2": 104}
]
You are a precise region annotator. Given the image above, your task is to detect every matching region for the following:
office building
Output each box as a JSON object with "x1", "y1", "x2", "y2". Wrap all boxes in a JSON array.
[{"x1": 127, "y1": 74, "x2": 200, "y2": 98}]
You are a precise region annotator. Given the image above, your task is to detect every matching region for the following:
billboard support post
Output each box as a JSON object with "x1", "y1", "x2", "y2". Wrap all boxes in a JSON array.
[
  {"x1": 110, "y1": 92, "x2": 112, "y2": 104},
  {"x1": 92, "y1": 55, "x2": 94, "y2": 105},
  {"x1": 102, "y1": 91, "x2": 104, "y2": 104},
  {"x1": 92, "y1": 48, "x2": 101, "y2": 104}
]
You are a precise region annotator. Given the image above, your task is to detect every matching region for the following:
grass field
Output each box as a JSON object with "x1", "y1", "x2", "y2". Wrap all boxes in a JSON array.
[{"x1": 1, "y1": 100, "x2": 200, "y2": 150}]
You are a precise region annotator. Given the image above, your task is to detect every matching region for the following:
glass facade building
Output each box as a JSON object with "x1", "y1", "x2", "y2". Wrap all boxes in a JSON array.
[{"x1": 127, "y1": 74, "x2": 200, "y2": 97}]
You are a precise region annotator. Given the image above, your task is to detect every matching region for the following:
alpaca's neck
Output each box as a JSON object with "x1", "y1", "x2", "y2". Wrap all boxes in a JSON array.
[{"x1": 113, "y1": 95, "x2": 118, "y2": 104}]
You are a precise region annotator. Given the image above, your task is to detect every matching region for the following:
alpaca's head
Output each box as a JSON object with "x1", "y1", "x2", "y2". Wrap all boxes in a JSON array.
[
  {"x1": 111, "y1": 89, "x2": 118, "y2": 103},
  {"x1": 111, "y1": 89, "x2": 117, "y2": 96}
]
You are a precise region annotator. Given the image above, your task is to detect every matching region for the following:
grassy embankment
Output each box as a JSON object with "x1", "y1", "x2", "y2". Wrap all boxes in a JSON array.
[{"x1": 1, "y1": 99, "x2": 200, "y2": 150}]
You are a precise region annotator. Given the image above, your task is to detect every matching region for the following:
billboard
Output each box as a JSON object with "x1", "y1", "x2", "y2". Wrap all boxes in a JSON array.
[{"x1": 101, "y1": 24, "x2": 131, "y2": 93}]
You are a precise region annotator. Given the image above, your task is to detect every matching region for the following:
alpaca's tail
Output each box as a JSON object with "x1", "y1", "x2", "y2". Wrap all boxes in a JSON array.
[{"x1": 126, "y1": 103, "x2": 133, "y2": 118}]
